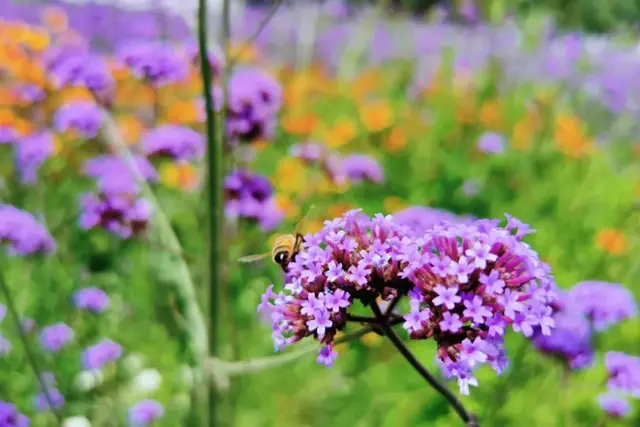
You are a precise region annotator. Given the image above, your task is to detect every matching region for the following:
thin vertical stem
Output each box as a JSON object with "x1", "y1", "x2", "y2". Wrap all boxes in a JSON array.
[
  {"x1": 198, "y1": 0, "x2": 223, "y2": 425},
  {"x1": 371, "y1": 302, "x2": 478, "y2": 426},
  {"x1": 0, "y1": 264, "x2": 63, "y2": 425}
]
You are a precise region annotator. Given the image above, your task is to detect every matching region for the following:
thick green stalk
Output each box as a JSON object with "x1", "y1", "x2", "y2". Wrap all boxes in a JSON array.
[{"x1": 197, "y1": 0, "x2": 224, "y2": 425}]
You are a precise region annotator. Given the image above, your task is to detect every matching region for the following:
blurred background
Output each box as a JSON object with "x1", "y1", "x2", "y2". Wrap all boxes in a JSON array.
[{"x1": 0, "y1": 0, "x2": 640, "y2": 426}]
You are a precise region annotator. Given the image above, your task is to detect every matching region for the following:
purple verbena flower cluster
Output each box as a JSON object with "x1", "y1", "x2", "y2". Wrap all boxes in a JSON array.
[
  {"x1": 224, "y1": 169, "x2": 283, "y2": 231},
  {"x1": 81, "y1": 338, "x2": 123, "y2": 370},
  {"x1": 341, "y1": 154, "x2": 384, "y2": 184},
  {"x1": 0, "y1": 205, "x2": 56, "y2": 255},
  {"x1": 73, "y1": 287, "x2": 110, "y2": 313},
  {"x1": 46, "y1": 46, "x2": 114, "y2": 96},
  {"x1": 258, "y1": 210, "x2": 557, "y2": 394},
  {"x1": 226, "y1": 67, "x2": 283, "y2": 143},
  {"x1": 596, "y1": 351, "x2": 640, "y2": 419},
  {"x1": 14, "y1": 132, "x2": 56, "y2": 184},
  {"x1": 53, "y1": 101, "x2": 104, "y2": 139},
  {"x1": 569, "y1": 281, "x2": 638, "y2": 332},
  {"x1": 79, "y1": 155, "x2": 157, "y2": 239},
  {"x1": 288, "y1": 141, "x2": 348, "y2": 186},
  {"x1": 128, "y1": 399, "x2": 164, "y2": 426},
  {"x1": 0, "y1": 401, "x2": 29, "y2": 427},
  {"x1": 142, "y1": 125, "x2": 204, "y2": 161},
  {"x1": 394, "y1": 206, "x2": 474, "y2": 237},
  {"x1": 117, "y1": 41, "x2": 189, "y2": 87}
]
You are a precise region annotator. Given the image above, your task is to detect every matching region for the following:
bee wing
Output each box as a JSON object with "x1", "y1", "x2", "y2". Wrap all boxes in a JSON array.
[
  {"x1": 238, "y1": 253, "x2": 270, "y2": 263},
  {"x1": 294, "y1": 204, "x2": 316, "y2": 235}
]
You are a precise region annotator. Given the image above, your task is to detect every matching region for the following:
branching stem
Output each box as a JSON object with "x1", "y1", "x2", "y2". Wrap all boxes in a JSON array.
[{"x1": 371, "y1": 301, "x2": 478, "y2": 426}]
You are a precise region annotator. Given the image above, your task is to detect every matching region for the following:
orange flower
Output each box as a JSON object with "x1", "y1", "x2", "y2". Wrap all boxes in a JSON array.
[
  {"x1": 351, "y1": 70, "x2": 380, "y2": 100},
  {"x1": 595, "y1": 228, "x2": 628, "y2": 256},
  {"x1": 478, "y1": 99, "x2": 504, "y2": 131},
  {"x1": 302, "y1": 219, "x2": 324, "y2": 235},
  {"x1": 383, "y1": 126, "x2": 408, "y2": 152},
  {"x1": 51, "y1": 134, "x2": 62, "y2": 156},
  {"x1": 326, "y1": 203, "x2": 354, "y2": 218},
  {"x1": 280, "y1": 112, "x2": 318, "y2": 136},
  {"x1": 324, "y1": 118, "x2": 356, "y2": 148},
  {"x1": 19, "y1": 27, "x2": 50, "y2": 51},
  {"x1": 274, "y1": 194, "x2": 301, "y2": 220},
  {"x1": 359, "y1": 99, "x2": 394, "y2": 133},
  {"x1": 41, "y1": 6, "x2": 68, "y2": 33},
  {"x1": 511, "y1": 110, "x2": 540, "y2": 151},
  {"x1": 228, "y1": 42, "x2": 259, "y2": 63},
  {"x1": 554, "y1": 113, "x2": 593, "y2": 159},
  {"x1": 164, "y1": 100, "x2": 203, "y2": 125},
  {"x1": 59, "y1": 87, "x2": 94, "y2": 103},
  {"x1": 383, "y1": 196, "x2": 407, "y2": 213},
  {"x1": 117, "y1": 116, "x2": 145, "y2": 145},
  {"x1": 160, "y1": 162, "x2": 200, "y2": 191}
]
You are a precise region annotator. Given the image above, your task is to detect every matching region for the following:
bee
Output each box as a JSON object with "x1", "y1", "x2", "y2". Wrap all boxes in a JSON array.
[{"x1": 238, "y1": 205, "x2": 314, "y2": 272}]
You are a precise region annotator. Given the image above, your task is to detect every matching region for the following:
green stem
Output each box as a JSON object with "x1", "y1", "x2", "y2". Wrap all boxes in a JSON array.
[
  {"x1": 198, "y1": 0, "x2": 224, "y2": 425},
  {"x1": 0, "y1": 263, "x2": 63, "y2": 424}
]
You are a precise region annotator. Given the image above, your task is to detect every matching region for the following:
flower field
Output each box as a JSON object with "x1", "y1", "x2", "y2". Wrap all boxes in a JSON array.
[{"x1": 1, "y1": 1, "x2": 640, "y2": 426}]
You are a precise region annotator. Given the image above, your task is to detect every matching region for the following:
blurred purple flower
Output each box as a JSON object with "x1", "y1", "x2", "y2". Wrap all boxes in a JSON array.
[
  {"x1": 47, "y1": 48, "x2": 114, "y2": 95},
  {"x1": 73, "y1": 287, "x2": 110, "y2": 313},
  {"x1": 224, "y1": 169, "x2": 283, "y2": 231},
  {"x1": 118, "y1": 41, "x2": 189, "y2": 87},
  {"x1": 0, "y1": 335, "x2": 12, "y2": 356},
  {"x1": 462, "y1": 179, "x2": 481, "y2": 197},
  {"x1": 14, "y1": 132, "x2": 55, "y2": 184},
  {"x1": 342, "y1": 154, "x2": 384, "y2": 184},
  {"x1": 53, "y1": 101, "x2": 103, "y2": 139},
  {"x1": 569, "y1": 281, "x2": 637, "y2": 331},
  {"x1": 83, "y1": 154, "x2": 158, "y2": 196},
  {"x1": 259, "y1": 211, "x2": 556, "y2": 394},
  {"x1": 39, "y1": 323, "x2": 74, "y2": 353},
  {"x1": 78, "y1": 192, "x2": 152, "y2": 239},
  {"x1": 33, "y1": 388, "x2": 65, "y2": 412},
  {"x1": 142, "y1": 125, "x2": 204, "y2": 161},
  {"x1": 323, "y1": 154, "x2": 348, "y2": 186},
  {"x1": 0, "y1": 205, "x2": 56, "y2": 255},
  {"x1": 183, "y1": 39, "x2": 223, "y2": 80},
  {"x1": 477, "y1": 132, "x2": 505, "y2": 154},
  {"x1": 0, "y1": 304, "x2": 5, "y2": 322},
  {"x1": 597, "y1": 392, "x2": 631, "y2": 419},
  {"x1": 0, "y1": 126, "x2": 18, "y2": 145},
  {"x1": 393, "y1": 206, "x2": 473, "y2": 236},
  {"x1": 226, "y1": 67, "x2": 283, "y2": 143},
  {"x1": 604, "y1": 352, "x2": 640, "y2": 397},
  {"x1": 532, "y1": 297, "x2": 593, "y2": 370},
  {"x1": 289, "y1": 141, "x2": 326, "y2": 164},
  {"x1": 0, "y1": 401, "x2": 29, "y2": 427},
  {"x1": 128, "y1": 399, "x2": 164, "y2": 426},
  {"x1": 81, "y1": 338, "x2": 123, "y2": 370}
]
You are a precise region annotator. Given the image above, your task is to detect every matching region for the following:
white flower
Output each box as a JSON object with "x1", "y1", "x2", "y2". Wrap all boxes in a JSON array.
[
  {"x1": 74, "y1": 370, "x2": 103, "y2": 392},
  {"x1": 62, "y1": 416, "x2": 91, "y2": 427},
  {"x1": 121, "y1": 353, "x2": 145, "y2": 377},
  {"x1": 131, "y1": 368, "x2": 162, "y2": 394}
]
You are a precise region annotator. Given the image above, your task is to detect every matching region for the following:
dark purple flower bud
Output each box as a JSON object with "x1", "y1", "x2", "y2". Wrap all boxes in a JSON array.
[
  {"x1": 0, "y1": 205, "x2": 56, "y2": 255},
  {"x1": 224, "y1": 169, "x2": 282, "y2": 231}
]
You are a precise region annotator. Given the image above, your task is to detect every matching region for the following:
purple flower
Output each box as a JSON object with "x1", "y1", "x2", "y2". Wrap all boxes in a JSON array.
[
  {"x1": 393, "y1": 206, "x2": 473, "y2": 237},
  {"x1": 0, "y1": 304, "x2": 6, "y2": 322},
  {"x1": 79, "y1": 192, "x2": 152, "y2": 239},
  {"x1": 48, "y1": 50, "x2": 114, "y2": 95},
  {"x1": 257, "y1": 210, "x2": 556, "y2": 394},
  {"x1": 569, "y1": 281, "x2": 637, "y2": 331},
  {"x1": 14, "y1": 132, "x2": 55, "y2": 184},
  {"x1": 128, "y1": 399, "x2": 164, "y2": 426},
  {"x1": 597, "y1": 393, "x2": 631, "y2": 419},
  {"x1": 0, "y1": 205, "x2": 56, "y2": 255},
  {"x1": 532, "y1": 301, "x2": 593, "y2": 370},
  {"x1": 461, "y1": 179, "x2": 481, "y2": 197},
  {"x1": 224, "y1": 169, "x2": 283, "y2": 231},
  {"x1": 477, "y1": 132, "x2": 505, "y2": 154},
  {"x1": 0, "y1": 401, "x2": 29, "y2": 427},
  {"x1": 83, "y1": 154, "x2": 158, "y2": 196},
  {"x1": 289, "y1": 141, "x2": 326, "y2": 164},
  {"x1": 39, "y1": 323, "x2": 74, "y2": 352},
  {"x1": 118, "y1": 41, "x2": 188, "y2": 87},
  {"x1": 142, "y1": 125, "x2": 204, "y2": 161},
  {"x1": 0, "y1": 335, "x2": 12, "y2": 356},
  {"x1": 605, "y1": 352, "x2": 640, "y2": 397},
  {"x1": 226, "y1": 67, "x2": 283, "y2": 143},
  {"x1": 317, "y1": 344, "x2": 338, "y2": 367},
  {"x1": 53, "y1": 101, "x2": 103, "y2": 139},
  {"x1": 33, "y1": 388, "x2": 65, "y2": 412},
  {"x1": 341, "y1": 154, "x2": 384, "y2": 184},
  {"x1": 73, "y1": 287, "x2": 110, "y2": 313},
  {"x1": 183, "y1": 39, "x2": 224, "y2": 80},
  {"x1": 81, "y1": 338, "x2": 123, "y2": 370}
]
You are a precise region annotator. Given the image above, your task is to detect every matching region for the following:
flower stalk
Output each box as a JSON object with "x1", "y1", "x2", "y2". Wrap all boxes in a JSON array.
[{"x1": 371, "y1": 300, "x2": 479, "y2": 426}]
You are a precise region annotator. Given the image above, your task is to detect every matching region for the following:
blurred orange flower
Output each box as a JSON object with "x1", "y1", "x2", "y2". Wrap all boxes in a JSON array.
[
  {"x1": 478, "y1": 99, "x2": 504, "y2": 131},
  {"x1": 595, "y1": 228, "x2": 628, "y2": 256},
  {"x1": 41, "y1": 6, "x2": 68, "y2": 33},
  {"x1": 59, "y1": 87, "x2": 94, "y2": 103},
  {"x1": 554, "y1": 113, "x2": 593, "y2": 158},
  {"x1": 333, "y1": 331, "x2": 349, "y2": 354},
  {"x1": 383, "y1": 126, "x2": 408, "y2": 152},
  {"x1": 511, "y1": 109, "x2": 541, "y2": 151},
  {"x1": 280, "y1": 112, "x2": 318, "y2": 136},
  {"x1": 117, "y1": 116, "x2": 145, "y2": 145},
  {"x1": 274, "y1": 194, "x2": 301, "y2": 220},
  {"x1": 302, "y1": 219, "x2": 324, "y2": 235},
  {"x1": 351, "y1": 70, "x2": 380, "y2": 100},
  {"x1": 359, "y1": 99, "x2": 394, "y2": 133},
  {"x1": 324, "y1": 118, "x2": 356, "y2": 148},
  {"x1": 160, "y1": 162, "x2": 200, "y2": 191},
  {"x1": 274, "y1": 158, "x2": 307, "y2": 194},
  {"x1": 326, "y1": 203, "x2": 354, "y2": 218},
  {"x1": 164, "y1": 100, "x2": 203, "y2": 125}
]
